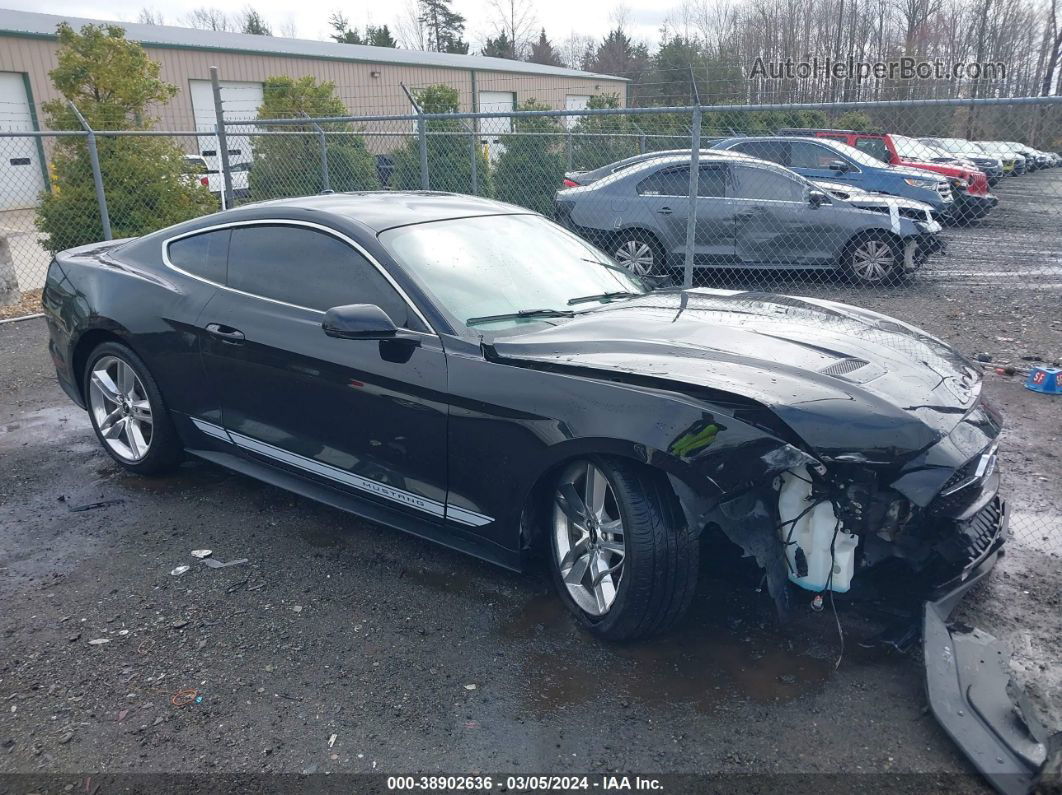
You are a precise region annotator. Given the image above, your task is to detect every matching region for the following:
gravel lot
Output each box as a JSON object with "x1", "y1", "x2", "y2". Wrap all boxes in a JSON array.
[{"x1": 0, "y1": 170, "x2": 1059, "y2": 788}]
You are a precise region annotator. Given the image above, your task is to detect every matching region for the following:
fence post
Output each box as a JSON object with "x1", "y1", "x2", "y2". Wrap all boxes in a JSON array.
[
  {"x1": 469, "y1": 70, "x2": 479, "y2": 195},
  {"x1": 68, "y1": 101, "x2": 111, "y2": 241},
  {"x1": 417, "y1": 113, "x2": 430, "y2": 190},
  {"x1": 566, "y1": 130, "x2": 573, "y2": 171},
  {"x1": 684, "y1": 106, "x2": 702, "y2": 288},
  {"x1": 401, "y1": 83, "x2": 430, "y2": 190},
  {"x1": 301, "y1": 112, "x2": 331, "y2": 192},
  {"x1": 209, "y1": 66, "x2": 235, "y2": 209}
]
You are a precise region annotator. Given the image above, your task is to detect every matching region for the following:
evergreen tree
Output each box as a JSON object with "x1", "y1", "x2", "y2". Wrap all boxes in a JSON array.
[
  {"x1": 391, "y1": 84, "x2": 491, "y2": 195},
  {"x1": 365, "y1": 25, "x2": 397, "y2": 47},
  {"x1": 481, "y1": 31, "x2": 516, "y2": 59},
  {"x1": 494, "y1": 99, "x2": 564, "y2": 214},
  {"x1": 35, "y1": 23, "x2": 214, "y2": 252},
  {"x1": 419, "y1": 0, "x2": 468, "y2": 54},
  {"x1": 249, "y1": 76, "x2": 378, "y2": 200},
  {"x1": 570, "y1": 93, "x2": 639, "y2": 169},
  {"x1": 528, "y1": 29, "x2": 561, "y2": 66},
  {"x1": 240, "y1": 8, "x2": 271, "y2": 35},
  {"x1": 329, "y1": 14, "x2": 398, "y2": 47},
  {"x1": 328, "y1": 12, "x2": 363, "y2": 44}
]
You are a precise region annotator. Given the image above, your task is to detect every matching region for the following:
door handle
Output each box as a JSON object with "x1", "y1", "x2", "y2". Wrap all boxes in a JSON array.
[
  {"x1": 205, "y1": 323, "x2": 245, "y2": 344},
  {"x1": 657, "y1": 206, "x2": 673, "y2": 215},
  {"x1": 735, "y1": 209, "x2": 758, "y2": 220}
]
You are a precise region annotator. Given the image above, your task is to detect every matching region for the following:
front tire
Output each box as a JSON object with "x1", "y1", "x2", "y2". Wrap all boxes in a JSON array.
[
  {"x1": 611, "y1": 231, "x2": 671, "y2": 280},
  {"x1": 549, "y1": 457, "x2": 698, "y2": 640},
  {"x1": 84, "y1": 341, "x2": 182, "y2": 475},
  {"x1": 845, "y1": 234, "x2": 902, "y2": 286}
]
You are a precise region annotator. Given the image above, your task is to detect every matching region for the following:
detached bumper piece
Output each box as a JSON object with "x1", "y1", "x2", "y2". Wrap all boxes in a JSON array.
[{"x1": 923, "y1": 505, "x2": 1059, "y2": 795}]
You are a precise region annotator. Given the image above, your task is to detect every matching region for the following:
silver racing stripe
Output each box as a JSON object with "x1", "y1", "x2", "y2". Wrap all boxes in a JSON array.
[{"x1": 191, "y1": 418, "x2": 493, "y2": 525}]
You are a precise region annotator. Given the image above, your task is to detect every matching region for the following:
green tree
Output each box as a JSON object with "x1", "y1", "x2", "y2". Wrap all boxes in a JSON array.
[
  {"x1": 329, "y1": 13, "x2": 398, "y2": 47},
  {"x1": 528, "y1": 29, "x2": 561, "y2": 66},
  {"x1": 365, "y1": 25, "x2": 397, "y2": 47},
  {"x1": 391, "y1": 84, "x2": 492, "y2": 195},
  {"x1": 571, "y1": 93, "x2": 638, "y2": 169},
  {"x1": 36, "y1": 23, "x2": 214, "y2": 253},
  {"x1": 494, "y1": 99, "x2": 564, "y2": 214},
  {"x1": 249, "y1": 76, "x2": 378, "y2": 200},
  {"x1": 328, "y1": 12, "x2": 363, "y2": 43},
  {"x1": 481, "y1": 31, "x2": 515, "y2": 58},
  {"x1": 241, "y1": 8, "x2": 271, "y2": 35},
  {"x1": 834, "y1": 111, "x2": 875, "y2": 131}
]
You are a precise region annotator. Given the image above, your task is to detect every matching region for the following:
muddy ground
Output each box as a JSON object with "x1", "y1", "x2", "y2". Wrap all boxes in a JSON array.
[{"x1": 1, "y1": 171, "x2": 1060, "y2": 789}]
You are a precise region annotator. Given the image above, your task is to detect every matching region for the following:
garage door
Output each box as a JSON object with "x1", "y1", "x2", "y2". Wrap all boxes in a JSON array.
[
  {"x1": 478, "y1": 91, "x2": 515, "y2": 161},
  {"x1": 0, "y1": 72, "x2": 46, "y2": 211},
  {"x1": 564, "y1": 94, "x2": 591, "y2": 129},
  {"x1": 189, "y1": 79, "x2": 263, "y2": 171}
]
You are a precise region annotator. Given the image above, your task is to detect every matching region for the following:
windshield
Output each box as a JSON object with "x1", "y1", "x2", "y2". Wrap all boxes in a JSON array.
[
  {"x1": 379, "y1": 214, "x2": 647, "y2": 331},
  {"x1": 893, "y1": 134, "x2": 948, "y2": 161}
]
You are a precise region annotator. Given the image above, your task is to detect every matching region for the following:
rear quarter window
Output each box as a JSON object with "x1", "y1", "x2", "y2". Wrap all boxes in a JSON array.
[{"x1": 166, "y1": 229, "x2": 230, "y2": 284}]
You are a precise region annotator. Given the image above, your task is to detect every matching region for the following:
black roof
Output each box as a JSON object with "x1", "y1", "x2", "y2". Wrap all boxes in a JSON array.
[{"x1": 220, "y1": 192, "x2": 527, "y2": 233}]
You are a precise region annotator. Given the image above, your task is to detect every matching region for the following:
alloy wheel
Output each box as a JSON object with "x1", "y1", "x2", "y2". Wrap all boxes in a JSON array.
[
  {"x1": 851, "y1": 239, "x2": 896, "y2": 283},
  {"x1": 88, "y1": 355, "x2": 153, "y2": 462},
  {"x1": 614, "y1": 239, "x2": 655, "y2": 276},
  {"x1": 552, "y1": 462, "x2": 627, "y2": 616}
]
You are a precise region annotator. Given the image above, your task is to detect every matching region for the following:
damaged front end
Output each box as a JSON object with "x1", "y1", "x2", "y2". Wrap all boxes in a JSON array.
[{"x1": 696, "y1": 433, "x2": 1057, "y2": 793}]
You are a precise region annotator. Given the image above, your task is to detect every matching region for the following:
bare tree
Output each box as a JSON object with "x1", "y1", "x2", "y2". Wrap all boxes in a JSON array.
[
  {"x1": 559, "y1": 32, "x2": 595, "y2": 69},
  {"x1": 396, "y1": 0, "x2": 427, "y2": 49},
  {"x1": 486, "y1": 0, "x2": 537, "y2": 59},
  {"x1": 136, "y1": 7, "x2": 164, "y2": 25},
  {"x1": 278, "y1": 16, "x2": 299, "y2": 38},
  {"x1": 182, "y1": 7, "x2": 234, "y2": 31}
]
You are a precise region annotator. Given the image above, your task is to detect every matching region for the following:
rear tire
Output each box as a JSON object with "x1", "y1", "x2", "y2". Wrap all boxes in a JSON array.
[
  {"x1": 549, "y1": 456, "x2": 698, "y2": 640},
  {"x1": 83, "y1": 341, "x2": 182, "y2": 475}
]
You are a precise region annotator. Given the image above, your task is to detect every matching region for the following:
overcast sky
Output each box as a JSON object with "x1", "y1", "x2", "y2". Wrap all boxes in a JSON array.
[{"x1": 2, "y1": 0, "x2": 670, "y2": 54}]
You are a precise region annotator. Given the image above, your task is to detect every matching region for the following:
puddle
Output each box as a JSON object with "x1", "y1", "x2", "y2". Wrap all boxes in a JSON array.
[
  {"x1": 0, "y1": 405, "x2": 87, "y2": 446},
  {"x1": 501, "y1": 580, "x2": 838, "y2": 715},
  {"x1": 113, "y1": 460, "x2": 233, "y2": 494}
]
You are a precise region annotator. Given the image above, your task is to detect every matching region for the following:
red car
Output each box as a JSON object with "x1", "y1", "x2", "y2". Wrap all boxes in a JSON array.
[{"x1": 780, "y1": 128, "x2": 998, "y2": 221}]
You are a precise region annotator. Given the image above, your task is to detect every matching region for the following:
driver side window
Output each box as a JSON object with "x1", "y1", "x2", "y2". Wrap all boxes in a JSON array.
[{"x1": 227, "y1": 225, "x2": 415, "y2": 329}]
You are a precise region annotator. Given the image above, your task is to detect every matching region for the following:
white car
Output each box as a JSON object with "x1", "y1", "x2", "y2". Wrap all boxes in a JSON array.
[{"x1": 182, "y1": 155, "x2": 251, "y2": 207}]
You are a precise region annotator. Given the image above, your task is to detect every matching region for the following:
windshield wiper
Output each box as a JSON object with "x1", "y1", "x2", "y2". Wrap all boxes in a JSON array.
[
  {"x1": 465, "y1": 308, "x2": 575, "y2": 326},
  {"x1": 567, "y1": 290, "x2": 642, "y2": 306}
]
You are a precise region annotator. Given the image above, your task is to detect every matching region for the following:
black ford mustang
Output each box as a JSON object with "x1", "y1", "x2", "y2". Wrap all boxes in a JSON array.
[{"x1": 43, "y1": 193, "x2": 1006, "y2": 642}]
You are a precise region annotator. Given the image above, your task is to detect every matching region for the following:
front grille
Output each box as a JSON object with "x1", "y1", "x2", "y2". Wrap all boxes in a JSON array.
[
  {"x1": 932, "y1": 496, "x2": 1006, "y2": 571},
  {"x1": 930, "y1": 448, "x2": 995, "y2": 517},
  {"x1": 899, "y1": 207, "x2": 926, "y2": 220}
]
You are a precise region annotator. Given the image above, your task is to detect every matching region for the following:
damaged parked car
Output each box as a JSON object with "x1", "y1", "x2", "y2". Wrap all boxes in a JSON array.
[
  {"x1": 555, "y1": 152, "x2": 941, "y2": 284},
  {"x1": 42, "y1": 193, "x2": 1050, "y2": 791}
]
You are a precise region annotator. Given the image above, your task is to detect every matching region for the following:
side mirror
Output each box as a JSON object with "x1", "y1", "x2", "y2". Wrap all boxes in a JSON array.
[
  {"x1": 828, "y1": 160, "x2": 849, "y2": 173},
  {"x1": 808, "y1": 189, "x2": 829, "y2": 207},
  {"x1": 322, "y1": 304, "x2": 403, "y2": 341}
]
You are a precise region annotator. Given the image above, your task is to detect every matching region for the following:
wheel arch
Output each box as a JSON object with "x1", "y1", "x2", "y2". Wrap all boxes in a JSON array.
[
  {"x1": 71, "y1": 323, "x2": 138, "y2": 403},
  {"x1": 516, "y1": 437, "x2": 713, "y2": 562},
  {"x1": 840, "y1": 226, "x2": 904, "y2": 259}
]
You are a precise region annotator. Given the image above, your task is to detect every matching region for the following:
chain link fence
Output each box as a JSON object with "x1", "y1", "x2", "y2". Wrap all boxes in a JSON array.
[{"x1": 1, "y1": 93, "x2": 1060, "y2": 556}]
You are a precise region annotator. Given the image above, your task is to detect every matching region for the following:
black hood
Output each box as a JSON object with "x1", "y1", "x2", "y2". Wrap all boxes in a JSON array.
[{"x1": 488, "y1": 289, "x2": 983, "y2": 463}]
